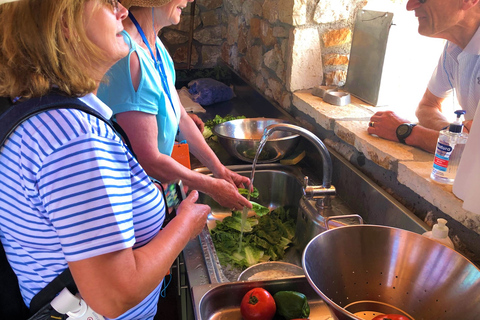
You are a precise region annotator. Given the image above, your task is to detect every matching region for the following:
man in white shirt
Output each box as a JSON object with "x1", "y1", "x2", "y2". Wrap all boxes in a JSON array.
[
  {"x1": 367, "y1": 0, "x2": 480, "y2": 154},
  {"x1": 369, "y1": 0, "x2": 480, "y2": 214}
]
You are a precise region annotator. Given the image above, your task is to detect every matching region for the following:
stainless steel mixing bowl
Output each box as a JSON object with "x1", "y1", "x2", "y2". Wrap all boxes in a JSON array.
[
  {"x1": 213, "y1": 118, "x2": 299, "y2": 163},
  {"x1": 302, "y1": 225, "x2": 480, "y2": 320},
  {"x1": 237, "y1": 261, "x2": 304, "y2": 281}
]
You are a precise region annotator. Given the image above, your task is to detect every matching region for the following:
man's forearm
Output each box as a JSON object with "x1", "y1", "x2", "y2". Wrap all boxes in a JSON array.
[
  {"x1": 416, "y1": 106, "x2": 449, "y2": 130},
  {"x1": 415, "y1": 89, "x2": 448, "y2": 130},
  {"x1": 404, "y1": 125, "x2": 440, "y2": 154}
]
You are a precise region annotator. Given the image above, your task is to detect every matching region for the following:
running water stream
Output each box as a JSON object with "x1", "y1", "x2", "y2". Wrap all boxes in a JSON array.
[{"x1": 238, "y1": 134, "x2": 270, "y2": 252}]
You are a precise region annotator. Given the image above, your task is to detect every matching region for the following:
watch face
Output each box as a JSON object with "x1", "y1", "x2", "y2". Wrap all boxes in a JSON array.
[{"x1": 397, "y1": 124, "x2": 410, "y2": 136}]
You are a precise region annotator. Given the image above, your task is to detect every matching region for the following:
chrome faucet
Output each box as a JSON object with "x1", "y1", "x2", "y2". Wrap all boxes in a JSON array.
[{"x1": 263, "y1": 123, "x2": 336, "y2": 206}]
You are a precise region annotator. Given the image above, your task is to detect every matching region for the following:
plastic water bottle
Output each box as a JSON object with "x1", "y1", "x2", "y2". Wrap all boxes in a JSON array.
[
  {"x1": 50, "y1": 288, "x2": 104, "y2": 320},
  {"x1": 430, "y1": 110, "x2": 468, "y2": 184}
]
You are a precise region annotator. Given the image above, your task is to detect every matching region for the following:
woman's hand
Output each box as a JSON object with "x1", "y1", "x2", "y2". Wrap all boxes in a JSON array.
[
  {"x1": 175, "y1": 190, "x2": 210, "y2": 239},
  {"x1": 208, "y1": 167, "x2": 253, "y2": 210},
  {"x1": 188, "y1": 113, "x2": 205, "y2": 133},
  {"x1": 214, "y1": 166, "x2": 251, "y2": 189},
  {"x1": 208, "y1": 178, "x2": 253, "y2": 210}
]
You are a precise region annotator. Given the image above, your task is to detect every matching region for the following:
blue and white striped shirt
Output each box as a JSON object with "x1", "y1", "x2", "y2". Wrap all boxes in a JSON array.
[
  {"x1": 0, "y1": 94, "x2": 165, "y2": 320},
  {"x1": 428, "y1": 26, "x2": 480, "y2": 120}
]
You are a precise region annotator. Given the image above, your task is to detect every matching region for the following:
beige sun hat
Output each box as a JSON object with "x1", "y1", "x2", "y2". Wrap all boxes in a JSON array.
[
  {"x1": 121, "y1": 0, "x2": 173, "y2": 9},
  {"x1": 0, "y1": 0, "x2": 19, "y2": 4}
]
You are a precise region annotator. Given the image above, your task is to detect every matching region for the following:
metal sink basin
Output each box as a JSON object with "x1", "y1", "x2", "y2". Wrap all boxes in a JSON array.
[
  {"x1": 194, "y1": 161, "x2": 368, "y2": 283},
  {"x1": 199, "y1": 164, "x2": 304, "y2": 231},
  {"x1": 195, "y1": 164, "x2": 314, "y2": 282},
  {"x1": 193, "y1": 149, "x2": 431, "y2": 284},
  {"x1": 185, "y1": 148, "x2": 430, "y2": 319},
  {"x1": 192, "y1": 276, "x2": 333, "y2": 320}
]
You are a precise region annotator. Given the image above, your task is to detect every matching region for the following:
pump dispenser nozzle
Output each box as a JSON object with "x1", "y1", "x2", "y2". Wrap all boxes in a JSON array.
[
  {"x1": 449, "y1": 110, "x2": 466, "y2": 133},
  {"x1": 432, "y1": 218, "x2": 449, "y2": 239},
  {"x1": 423, "y1": 218, "x2": 455, "y2": 249}
]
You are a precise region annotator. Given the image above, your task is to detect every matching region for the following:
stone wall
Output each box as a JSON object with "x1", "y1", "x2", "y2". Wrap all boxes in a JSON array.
[
  {"x1": 161, "y1": 0, "x2": 367, "y2": 109},
  {"x1": 160, "y1": 0, "x2": 224, "y2": 69}
]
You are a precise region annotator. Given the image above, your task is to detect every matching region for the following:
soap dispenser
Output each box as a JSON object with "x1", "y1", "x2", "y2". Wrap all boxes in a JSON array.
[
  {"x1": 431, "y1": 110, "x2": 468, "y2": 184},
  {"x1": 422, "y1": 218, "x2": 454, "y2": 249}
]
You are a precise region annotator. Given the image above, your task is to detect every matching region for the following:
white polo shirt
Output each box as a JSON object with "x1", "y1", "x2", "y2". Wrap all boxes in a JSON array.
[{"x1": 428, "y1": 26, "x2": 480, "y2": 120}]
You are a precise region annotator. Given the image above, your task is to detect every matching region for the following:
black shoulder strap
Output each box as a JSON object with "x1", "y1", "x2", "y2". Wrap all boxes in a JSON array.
[
  {"x1": 0, "y1": 93, "x2": 114, "y2": 146},
  {"x1": 28, "y1": 269, "x2": 77, "y2": 316},
  {"x1": 0, "y1": 92, "x2": 136, "y2": 158},
  {"x1": 0, "y1": 242, "x2": 29, "y2": 319}
]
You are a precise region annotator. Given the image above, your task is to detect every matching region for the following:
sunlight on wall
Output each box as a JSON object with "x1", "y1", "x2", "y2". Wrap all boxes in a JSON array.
[{"x1": 363, "y1": 0, "x2": 455, "y2": 121}]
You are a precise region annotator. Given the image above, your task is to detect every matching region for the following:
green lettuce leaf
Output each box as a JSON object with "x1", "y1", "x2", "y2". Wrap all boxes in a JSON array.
[
  {"x1": 220, "y1": 211, "x2": 258, "y2": 232},
  {"x1": 205, "y1": 114, "x2": 246, "y2": 130},
  {"x1": 210, "y1": 205, "x2": 297, "y2": 269},
  {"x1": 202, "y1": 126, "x2": 213, "y2": 139},
  {"x1": 238, "y1": 186, "x2": 259, "y2": 199},
  {"x1": 250, "y1": 201, "x2": 269, "y2": 217}
]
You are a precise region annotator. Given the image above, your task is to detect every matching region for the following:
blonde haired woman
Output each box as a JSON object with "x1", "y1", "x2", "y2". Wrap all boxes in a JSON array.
[
  {"x1": 0, "y1": 1, "x2": 209, "y2": 319},
  {"x1": 98, "y1": 0, "x2": 253, "y2": 211}
]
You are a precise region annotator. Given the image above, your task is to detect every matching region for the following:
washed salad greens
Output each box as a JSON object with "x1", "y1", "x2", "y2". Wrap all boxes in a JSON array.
[
  {"x1": 210, "y1": 206, "x2": 296, "y2": 269},
  {"x1": 238, "y1": 187, "x2": 267, "y2": 216},
  {"x1": 238, "y1": 187, "x2": 259, "y2": 199},
  {"x1": 203, "y1": 114, "x2": 246, "y2": 140}
]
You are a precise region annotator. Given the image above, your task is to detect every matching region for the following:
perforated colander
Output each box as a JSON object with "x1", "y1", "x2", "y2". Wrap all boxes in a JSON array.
[{"x1": 302, "y1": 225, "x2": 480, "y2": 320}]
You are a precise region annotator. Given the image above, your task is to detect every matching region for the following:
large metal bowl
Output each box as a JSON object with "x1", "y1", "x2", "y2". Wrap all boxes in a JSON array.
[
  {"x1": 213, "y1": 118, "x2": 299, "y2": 163},
  {"x1": 302, "y1": 225, "x2": 480, "y2": 320},
  {"x1": 237, "y1": 261, "x2": 304, "y2": 281}
]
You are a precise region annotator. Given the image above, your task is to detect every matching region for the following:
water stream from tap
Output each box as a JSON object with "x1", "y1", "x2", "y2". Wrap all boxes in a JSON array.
[{"x1": 238, "y1": 134, "x2": 270, "y2": 252}]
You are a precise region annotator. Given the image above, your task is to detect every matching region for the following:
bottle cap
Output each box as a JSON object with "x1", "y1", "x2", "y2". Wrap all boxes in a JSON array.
[
  {"x1": 449, "y1": 110, "x2": 466, "y2": 133},
  {"x1": 432, "y1": 218, "x2": 449, "y2": 239},
  {"x1": 50, "y1": 288, "x2": 81, "y2": 314}
]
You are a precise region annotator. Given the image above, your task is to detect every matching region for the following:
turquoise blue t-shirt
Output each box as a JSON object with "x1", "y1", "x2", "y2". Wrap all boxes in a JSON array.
[{"x1": 98, "y1": 30, "x2": 181, "y2": 156}]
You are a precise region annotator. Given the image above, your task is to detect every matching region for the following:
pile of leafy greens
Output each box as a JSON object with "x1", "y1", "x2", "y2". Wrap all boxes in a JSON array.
[
  {"x1": 210, "y1": 205, "x2": 296, "y2": 270},
  {"x1": 203, "y1": 114, "x2": 246, "y2": 140}
]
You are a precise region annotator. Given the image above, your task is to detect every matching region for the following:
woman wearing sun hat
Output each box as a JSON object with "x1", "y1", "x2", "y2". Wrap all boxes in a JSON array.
[
  {"x1": 0, "y1": 0, "x2": 211, "y2": 319},
  {"x1": 98, "y1": 0, "x2": 253, "y2": 212}
]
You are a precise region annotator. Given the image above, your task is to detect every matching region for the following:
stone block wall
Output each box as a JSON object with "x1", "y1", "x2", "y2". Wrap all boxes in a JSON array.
[
  {"x1": 161, "y1": 0, "x2": 367, "y2": 109},
  {"x1": 160, "y1": 0, "x2": 224, "y2": 69}
]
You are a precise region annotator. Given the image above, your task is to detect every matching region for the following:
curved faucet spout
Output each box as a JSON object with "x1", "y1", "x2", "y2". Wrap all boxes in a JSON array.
[{"x1": 264, "y1": 123, "x2": 333, "y2": 188}]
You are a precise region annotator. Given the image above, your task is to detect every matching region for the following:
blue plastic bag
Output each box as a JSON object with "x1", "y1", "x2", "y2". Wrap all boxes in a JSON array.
[{"x1": 188, "y1": 78, "x2": 234, "y2": 106}]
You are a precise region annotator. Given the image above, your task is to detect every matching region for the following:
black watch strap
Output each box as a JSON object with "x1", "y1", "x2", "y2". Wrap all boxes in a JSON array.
[{"x1": 396, "y1": 123, "x2": 417, "y2": 144}]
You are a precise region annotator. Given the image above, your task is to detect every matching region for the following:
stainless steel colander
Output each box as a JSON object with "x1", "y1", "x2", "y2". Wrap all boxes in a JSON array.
[{"x1": 302, "y1": 225, "x2": 480, "y2": 320}]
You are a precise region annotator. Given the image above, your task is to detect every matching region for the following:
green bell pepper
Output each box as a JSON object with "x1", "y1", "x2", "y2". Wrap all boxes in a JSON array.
[{"x1": 273, "y1": 291, "x2": 310, "y2": 319}]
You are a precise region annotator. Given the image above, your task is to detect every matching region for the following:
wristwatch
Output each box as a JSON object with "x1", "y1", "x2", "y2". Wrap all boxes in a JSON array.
[{"x1": 396, "y1": 123, "x2": 417, "y2": 144}]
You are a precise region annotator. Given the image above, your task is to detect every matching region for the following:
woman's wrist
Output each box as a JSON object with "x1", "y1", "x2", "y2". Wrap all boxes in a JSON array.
[{"x1": 209, "y1": 162, "x2": 228, "y2": 178}]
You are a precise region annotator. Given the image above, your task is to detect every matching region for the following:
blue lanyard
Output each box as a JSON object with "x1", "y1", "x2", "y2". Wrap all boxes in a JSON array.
[{"x1": 129, "y1": 11, "x2": 176, "y2": 117}]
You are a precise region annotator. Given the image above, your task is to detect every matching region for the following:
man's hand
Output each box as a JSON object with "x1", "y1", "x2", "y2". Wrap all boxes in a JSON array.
[
  {"x1": 368, "y1": 110, "x2": 440, "y2": 153},
  {"x1": 368, "y1": 110, "x2": 411, "y2": 142},
  {"x1": 464, "y1": 120, "x2": 473, "y2": 133}
]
